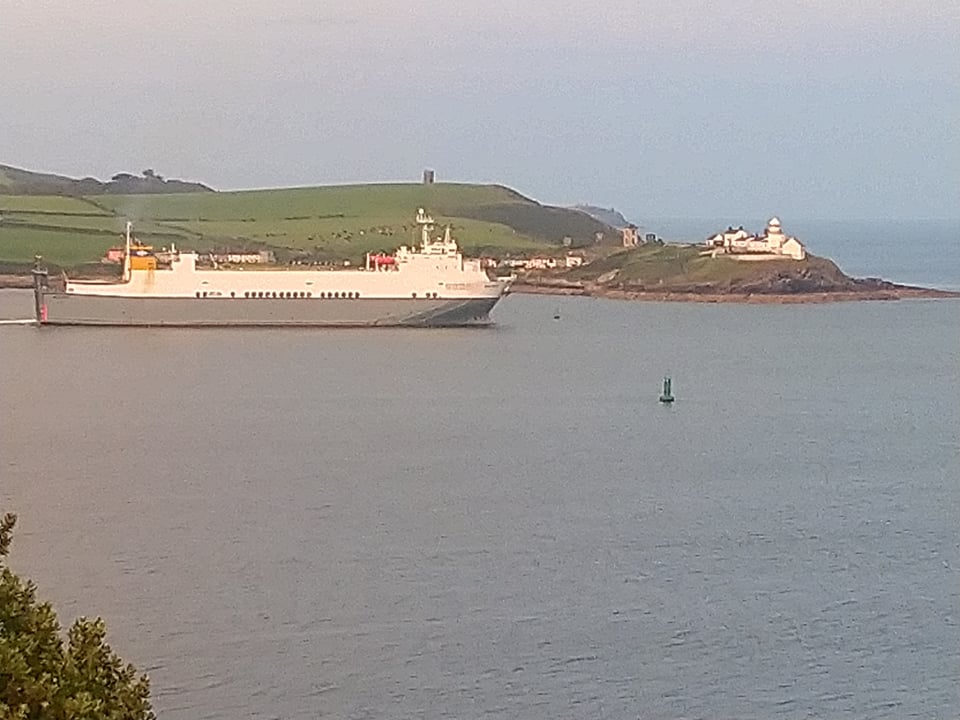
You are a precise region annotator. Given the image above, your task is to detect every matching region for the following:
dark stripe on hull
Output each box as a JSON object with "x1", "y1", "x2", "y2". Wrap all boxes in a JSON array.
[{"x1": 38, "y1": 294, "x2": 502, "y2": 327}]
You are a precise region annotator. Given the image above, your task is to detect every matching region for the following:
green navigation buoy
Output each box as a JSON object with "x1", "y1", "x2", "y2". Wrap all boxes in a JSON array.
[{"x1": 659, "y1": 376, "x2": 675, "y2": 403}]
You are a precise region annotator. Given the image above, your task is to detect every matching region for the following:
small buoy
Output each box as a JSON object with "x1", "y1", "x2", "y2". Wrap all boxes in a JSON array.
[
  {"x1": 659, "y1": 376, "x2": 675, "y2": 403},
  {"x1": 553, "y1": 307, "x2": 561, "y2": 320}
]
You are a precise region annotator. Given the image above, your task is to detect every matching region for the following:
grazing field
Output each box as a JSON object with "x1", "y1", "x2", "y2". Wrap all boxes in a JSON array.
[
  {"x1": 91, "y1": 183, "x2": 531, "y2": 221},
  {"x1": 0, "y1": 183, "x2": 610, "y2": 269},
  {"x1": 0, "y1": 226, "x2": 119, "y2": 265},
  {"x1": 0, "y1": 194, "x2": 110, "y2": 214}
]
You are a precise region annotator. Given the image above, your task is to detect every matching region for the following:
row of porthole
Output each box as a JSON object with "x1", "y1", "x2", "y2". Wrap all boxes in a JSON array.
[
  {"x1": 414, "y1": 292, "x2": 441, "y2": 299},
  {"x1": 243, "y1": 291, "x2": 314, "y2": 299},
  {"x1": 194, "y1": 291, "x2": 363, "y2": 299}
]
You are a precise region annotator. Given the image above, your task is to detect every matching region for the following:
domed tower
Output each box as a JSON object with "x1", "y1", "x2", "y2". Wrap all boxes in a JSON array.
[{"x1": 765, "y1": 216, "x2": 784, "y2": 249}]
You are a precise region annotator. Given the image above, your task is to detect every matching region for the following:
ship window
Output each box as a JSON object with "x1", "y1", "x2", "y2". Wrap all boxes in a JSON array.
[
  {"x1": 307, "y1": 292, "x2": 312, "y2": 298},
  {"x1": 355, "y1": 292, "x2": 360, "y2": 298},
  {"x1": 230, "y1": 291, "x2": 235, "y2": 298},
  {"x1": 196, "y1": 291, "x2": 200, "y2": 298},
  {"x1": 412, "y1": 293, "x2": 417, "y2": 298}
]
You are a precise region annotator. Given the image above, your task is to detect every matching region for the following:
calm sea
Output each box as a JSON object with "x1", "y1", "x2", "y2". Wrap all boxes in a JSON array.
[{"x1": 1, "y1": 225, "x2": 958, "y2": 719}]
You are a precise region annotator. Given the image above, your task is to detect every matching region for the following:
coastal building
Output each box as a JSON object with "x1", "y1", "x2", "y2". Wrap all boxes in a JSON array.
[
  {"x1": 524, "y1": 256, "x2": 559, "y2": 270},
  {"x1": 498, "y1": 253, "x2": 584, "y2": 271},
  {"x1": 705, "y1": 217, "x2": 806, "y2": 260},
  {"x1": 621, "y1": 225, "x2": 639, "y2": 247},
  {"x1": 102, "y1": 247, "x2": 125, "y2": 264},
  {"x1": 208, "y1": 250, "x2": 276, "y2": 264}
]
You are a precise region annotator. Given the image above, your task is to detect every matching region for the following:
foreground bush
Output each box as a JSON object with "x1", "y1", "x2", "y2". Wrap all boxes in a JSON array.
[{"x1": 0, "y1": 513, "x2": 154, "y2": 719}]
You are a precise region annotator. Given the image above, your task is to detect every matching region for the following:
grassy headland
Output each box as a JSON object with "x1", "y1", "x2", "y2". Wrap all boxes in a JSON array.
[
  {"x1": 0, "y1": 174, "x2": 613, "y2": 274},
  {"x1": 516, "y1": 244, "x2": 958, "y2": 302}
]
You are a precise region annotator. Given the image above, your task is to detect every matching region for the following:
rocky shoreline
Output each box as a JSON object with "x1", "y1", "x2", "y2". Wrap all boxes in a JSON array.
[
  {"x1": 0, "y1": 275, "x2": 36, "y2": 289},
  {"x1": 512, "y1": 280, "x2": 960, "y2": 304}
]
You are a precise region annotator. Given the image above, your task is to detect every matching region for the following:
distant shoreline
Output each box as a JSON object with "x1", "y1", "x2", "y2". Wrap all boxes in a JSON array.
[
  {"x1": 0, "y1": 275, "x2": 35, "y2": 289},
  {"x1": 512, "y1": 282, "x2": 960, "y2": 304}
]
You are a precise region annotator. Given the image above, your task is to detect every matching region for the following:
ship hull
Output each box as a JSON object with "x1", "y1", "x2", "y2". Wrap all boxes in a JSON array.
[{"x1": 37, "y1": 294, "x2": 502, "y2": 327}]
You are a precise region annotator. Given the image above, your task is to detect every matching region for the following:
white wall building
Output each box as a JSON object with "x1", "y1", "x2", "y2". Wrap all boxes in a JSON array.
[{"x1": 705, "y1": 217, "x2": 806, "y2": 260}]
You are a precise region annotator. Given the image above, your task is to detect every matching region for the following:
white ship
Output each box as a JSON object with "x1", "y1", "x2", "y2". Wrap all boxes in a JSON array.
[{"x1": 32, "y1": 209, "x2": 510, "y2": 327}]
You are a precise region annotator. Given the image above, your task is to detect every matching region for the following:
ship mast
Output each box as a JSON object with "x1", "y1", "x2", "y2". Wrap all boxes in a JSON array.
[
  {"x1": 122, "y1": 221, "x2": 133, "y2": 282},
  {"x1": 415, "y1": 207, "x2": 434, "y2": 246}
]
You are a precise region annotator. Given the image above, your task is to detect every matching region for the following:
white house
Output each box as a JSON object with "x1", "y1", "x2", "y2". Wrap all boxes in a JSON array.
[{"x1": 705, "y1": 217, "x2": 806, "y2": 260}]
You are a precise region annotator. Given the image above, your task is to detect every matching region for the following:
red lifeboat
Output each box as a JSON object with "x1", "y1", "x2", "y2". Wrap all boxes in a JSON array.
[{"x1": 369, "y1": 254, "x2": 396, "y2": 266}]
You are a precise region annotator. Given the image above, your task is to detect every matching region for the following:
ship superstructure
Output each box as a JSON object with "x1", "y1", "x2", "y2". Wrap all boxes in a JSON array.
[{"x1": 32, "y1": 209, "x2": 509, "y2": 327}]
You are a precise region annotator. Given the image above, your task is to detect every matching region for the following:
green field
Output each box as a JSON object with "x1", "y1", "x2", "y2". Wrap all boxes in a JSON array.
[
  {"x1": 0, "y1": 195, "x2": 110, "y2": 214},
  {"x1": 562, "y1": 243, "x2": 851, "y2": 290},
  {"x1": 0, "y1": 227, "x2": 119, "y2": 265},
  {"x1": 0, "y1": 183, "x2": 610, "y2": 269}
]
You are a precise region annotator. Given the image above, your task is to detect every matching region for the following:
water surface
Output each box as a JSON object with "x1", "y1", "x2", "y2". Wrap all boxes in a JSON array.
[{"x1": 1, "y1": 290, "x2": 958, "y2": 719}]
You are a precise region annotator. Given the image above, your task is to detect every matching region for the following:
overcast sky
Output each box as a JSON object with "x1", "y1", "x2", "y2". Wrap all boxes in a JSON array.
[{"x1": 3, "y1": 0, "x2": 958, "y2": 219}]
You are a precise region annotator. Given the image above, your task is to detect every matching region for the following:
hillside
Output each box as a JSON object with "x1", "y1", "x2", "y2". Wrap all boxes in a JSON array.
[
  {"x1": 572, "y1": 204, "x2": 633, "y2": 229},
  {"x1": 0, "y1": 164, "x2": 213, "y2": 195},
  {"x1": 0, "y1": 177, "x2": 618, "y2": 271},
  {"x1": 516, "y1": 243, "x2": 953, "y2": 300}
]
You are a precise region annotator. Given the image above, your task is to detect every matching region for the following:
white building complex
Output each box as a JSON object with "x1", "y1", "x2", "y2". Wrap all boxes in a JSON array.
[{"x1": 705, "y1": 217, "x2": 806, "y2": 260}]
